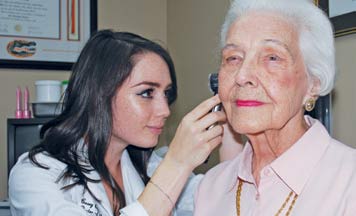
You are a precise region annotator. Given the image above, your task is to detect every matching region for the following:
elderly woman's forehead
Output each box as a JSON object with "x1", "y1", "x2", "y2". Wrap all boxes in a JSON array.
[
  {"x1": 236, "y1": 10, "x2": 295, "y2": 30},
  {"x1": 226, "y1": 12, "x2": 298, "y2": 42}
]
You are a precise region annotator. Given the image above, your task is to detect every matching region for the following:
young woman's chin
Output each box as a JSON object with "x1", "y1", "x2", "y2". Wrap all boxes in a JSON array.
[{"x1": 133, "y1": 136, "x2": 160, "y2": 149}]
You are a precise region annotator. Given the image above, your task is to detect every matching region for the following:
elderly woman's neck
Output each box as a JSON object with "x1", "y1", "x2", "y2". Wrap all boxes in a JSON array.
[{"x1": 248, "y1": 115, "x2": 309, "y2": 185}]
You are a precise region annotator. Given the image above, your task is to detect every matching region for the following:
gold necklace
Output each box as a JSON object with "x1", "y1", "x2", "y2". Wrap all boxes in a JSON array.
[{"x1": 235, "y1": 179, "x2": 298, "y2": 216}]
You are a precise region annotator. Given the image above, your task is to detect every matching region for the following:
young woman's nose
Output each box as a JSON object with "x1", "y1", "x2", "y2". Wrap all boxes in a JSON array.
[{"x1": 155, "y1": 96, "x2": 171, "y2": 118}]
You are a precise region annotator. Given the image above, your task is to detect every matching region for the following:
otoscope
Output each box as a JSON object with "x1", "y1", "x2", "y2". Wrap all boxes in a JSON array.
[
  {"x1": 207, "y1": 73, "x2": 222, "y2": 130},
  {"x1": 204, "y1": 73, "x2": 222, "y2": 163}
]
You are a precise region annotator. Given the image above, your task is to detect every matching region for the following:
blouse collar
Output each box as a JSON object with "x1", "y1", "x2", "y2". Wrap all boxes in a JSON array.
[{"x1": 226, "y1": 116, "x2": 331, "y2": 194}]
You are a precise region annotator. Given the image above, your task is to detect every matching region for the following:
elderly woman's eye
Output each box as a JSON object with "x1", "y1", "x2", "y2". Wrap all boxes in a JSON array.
[
  {"x1": 225, "y1": 55, "x2": 242, "y2": 64},
  {"x1": 268, "y1": 54, "x2": 281, "y2": 61},
  {"x1": 227, "y1": 56, "x2": 236, "y2": 62}
]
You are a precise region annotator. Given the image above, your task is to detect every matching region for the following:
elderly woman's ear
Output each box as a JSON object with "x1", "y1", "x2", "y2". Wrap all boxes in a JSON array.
[{"x1": 304, "y1": 76, "x2": 321, "y2": 111}]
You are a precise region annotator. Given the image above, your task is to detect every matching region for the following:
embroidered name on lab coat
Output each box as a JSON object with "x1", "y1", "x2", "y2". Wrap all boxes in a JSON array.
[{"x1": 81, "y1": 198, "x2": 103, "y2": 216}]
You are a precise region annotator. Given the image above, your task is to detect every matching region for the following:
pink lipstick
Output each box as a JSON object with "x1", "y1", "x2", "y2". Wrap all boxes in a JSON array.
[
  {"x1": 23, "y1": 87, "x2": 31, "y2": 118},
  {"x1": 236, "y1": 100, "x2": 264, "y2": 107},
  {"x1": 15, "y1": 87, "x2": 23, "y2": 118}
]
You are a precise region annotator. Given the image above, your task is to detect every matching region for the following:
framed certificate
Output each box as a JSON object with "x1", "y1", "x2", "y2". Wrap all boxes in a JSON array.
[
  {"x1": 0, "y1": 0, "x2": 97, "y2": 70},
  {"x1": 316, "y1": 0, "x2": 356, "y2": 37}
]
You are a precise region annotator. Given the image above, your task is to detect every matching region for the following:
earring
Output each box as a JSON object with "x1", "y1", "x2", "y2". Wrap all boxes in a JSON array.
[{"x1": 305, "y1": 98, "x2": 316, "y2": 112}]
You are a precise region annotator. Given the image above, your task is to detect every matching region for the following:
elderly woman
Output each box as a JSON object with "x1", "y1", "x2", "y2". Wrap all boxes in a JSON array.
[{"x1": 194, "y1": 0, "x2": 356, "y2": 215}]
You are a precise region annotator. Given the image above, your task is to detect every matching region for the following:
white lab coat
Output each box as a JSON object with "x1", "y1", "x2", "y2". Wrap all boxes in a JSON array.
[{"x1": 9, "y1": 145, "x2": 203, "y2": 216}]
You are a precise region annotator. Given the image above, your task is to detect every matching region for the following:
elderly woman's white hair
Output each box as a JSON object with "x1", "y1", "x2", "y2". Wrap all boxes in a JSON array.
[{"x1": 220, "y1": 0, "x2": 335, "y2": 96}]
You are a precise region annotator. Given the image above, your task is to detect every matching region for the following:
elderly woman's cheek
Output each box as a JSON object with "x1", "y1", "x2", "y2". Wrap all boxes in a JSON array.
[
  {"x1": 218, "y1": 73, "x2": 234, "y2": 119},
  {"x1": 218, "y1": 72, "x2": 232, "y2": 101},
  {"x1": 218, "y1": 84, "x2": 229, "y2": 102}
]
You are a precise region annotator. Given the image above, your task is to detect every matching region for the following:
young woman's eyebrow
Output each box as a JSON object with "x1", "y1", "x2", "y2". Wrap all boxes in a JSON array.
[
  {"x1": 132, "y1": 81, "x2": 161, "y2": 88},
  {"x1": 132, "y1": 81, "x2": 172, "y2": 89}
]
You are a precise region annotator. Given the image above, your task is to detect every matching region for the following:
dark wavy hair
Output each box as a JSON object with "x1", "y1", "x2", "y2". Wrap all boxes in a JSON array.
[{"x1": 28, "y1": 29, "x2": 177, "y2": 213}]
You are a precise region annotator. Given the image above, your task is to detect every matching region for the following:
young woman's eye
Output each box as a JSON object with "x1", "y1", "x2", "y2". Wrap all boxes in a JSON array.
[
  {"x1": 138, "y1": 89, "x2": 154, "y2": 98},
  {"x1": 164, "y1": 88, "x2": 175, "y2": 104}
]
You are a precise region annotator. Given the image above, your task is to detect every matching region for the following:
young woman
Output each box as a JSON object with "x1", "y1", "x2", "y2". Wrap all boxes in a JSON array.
[{"x1": 9, "y1": 30, "x2": 236, "y2": 216}]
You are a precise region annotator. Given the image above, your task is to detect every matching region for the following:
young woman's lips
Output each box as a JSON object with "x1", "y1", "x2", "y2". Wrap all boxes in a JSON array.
[
  {"x1": 147, "y1": 126, "x2": 164, "y2": 135},
  {"x1": 236, "y1": 100, "x2": 265, "y2": 107}
]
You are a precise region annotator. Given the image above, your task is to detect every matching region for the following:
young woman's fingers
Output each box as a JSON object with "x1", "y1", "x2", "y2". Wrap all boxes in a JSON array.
[
  {"x1": 193, "y1": 124, "x2": 223, "y2": 149},
  {"x1": 183, "y1": 95, "x2": 221, "y2": 122},
  {"x1": 194, "y1": 134, "x2": 223, "y2": 164},
  {"x1": 205, "y1": 124, "x2": 224, "y2": 142},
  {"x1": 207, "y1": 136, "x2": 223, "y2": 152},
  {"x1": 195, "y1": 111, "x2": 226, "y2": 131}
]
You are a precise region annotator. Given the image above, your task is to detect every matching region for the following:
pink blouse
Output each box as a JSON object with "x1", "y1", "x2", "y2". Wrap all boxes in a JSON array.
[{"x1": 194, "y1": 116, "x2": 356, "y2": 216}]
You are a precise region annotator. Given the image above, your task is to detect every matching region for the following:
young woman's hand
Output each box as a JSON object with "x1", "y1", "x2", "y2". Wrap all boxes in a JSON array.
[
  {"x1": 139, "y1": 95, "x2": 225, "y2": 215},
  {"x1": 165, "y1": 95, "x2": 226, "y2": 171}
]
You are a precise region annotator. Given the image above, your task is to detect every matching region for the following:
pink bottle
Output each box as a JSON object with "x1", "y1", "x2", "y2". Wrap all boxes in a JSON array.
[
  {"x1": 15, "y1": 87, "x2": 23, "y2": 119},
  {"x1": 23, "y1": 87, "x2": 31, "y2": 118}
]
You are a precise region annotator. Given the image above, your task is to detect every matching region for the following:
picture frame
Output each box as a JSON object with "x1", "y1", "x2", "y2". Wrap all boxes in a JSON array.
[
  {"x1": 0, "y1": 0, "x2": 97, "y2": 70},
  {"x1": 316, "y1": 0, "x2": 356, "y2": 37}
]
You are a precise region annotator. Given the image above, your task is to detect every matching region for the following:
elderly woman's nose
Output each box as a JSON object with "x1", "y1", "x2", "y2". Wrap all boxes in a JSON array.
[{"x1": 234, "y1": 59, "x2": 258, "y2": 87}]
